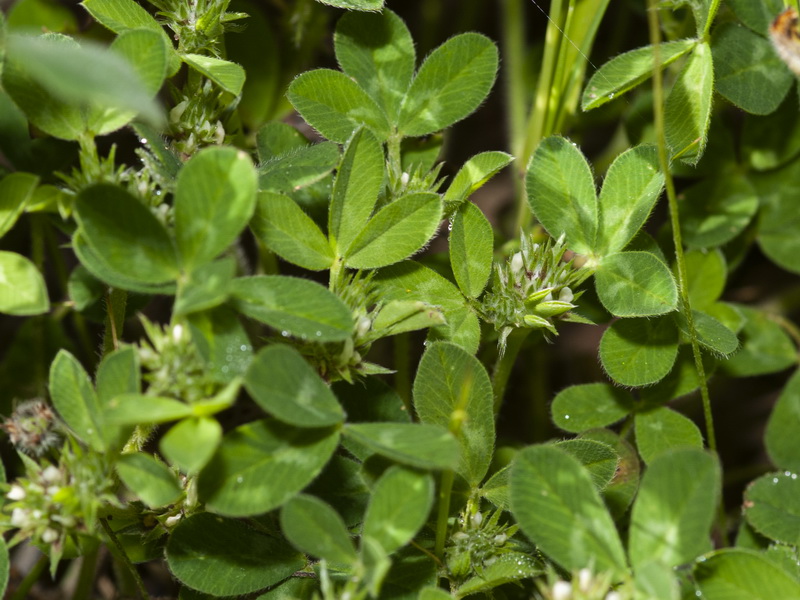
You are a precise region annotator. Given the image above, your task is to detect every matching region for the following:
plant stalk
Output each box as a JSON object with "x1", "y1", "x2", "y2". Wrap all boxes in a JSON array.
[
  {"x1": 647, "y1": 0, "x2": 727, "y2": 545},
  {"x1": 100, "y1": 518, "x2": 149, "y2": 599},
  {"x1": 491, "y1": 328, "x2": 531, "y2": 414},
  {"x1": 10, "y1": 552, "x2": 49, "y2": 600}
]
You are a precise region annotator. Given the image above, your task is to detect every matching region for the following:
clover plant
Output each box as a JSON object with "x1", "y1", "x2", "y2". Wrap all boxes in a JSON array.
[{"x1": 0, "y1": 0, "x2": 799, "y2": 598}]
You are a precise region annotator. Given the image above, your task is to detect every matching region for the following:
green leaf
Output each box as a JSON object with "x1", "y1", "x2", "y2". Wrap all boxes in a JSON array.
[
  {"x1": 104, "y1": 394, "x2": 193, "y2": 425},
  {"x1": 665, "y1": 41, "x2": 713, "y2": 164},
  {"x1": 582, "y1": 429, "x2": 641, "y2": 520},
  {"x1": 721, "y1": 305, "x2": 796, "y2": 377},
  {"x1": 742, "y1": 90, "x2": 800, "y2": 171},
  {"x1": 252, "y1": 192, "x2": 333, "y2": 271},
  {"x1": 280, "y1": 494, "x2": 357, "y2": 565},
  {"x1": 455, "y1": 552, "x2": 542, "y2": 597},
  {"x1": 334, "y1": 9, "x2": 414, "y2": 124},
  {"x1": 682, "y1": 249, "x2": 726, "y2": 309},
  {"x1": 75, "y1": 184, "x2": 179, "y2": 285},
  {"x1": 526, "y1": 136, "x2": 597, "y2": 255},
  {"x1": 316, "y1": 0, "x2": 383, "y2": 9},
  {"x1": 160, "y1": 417, "x2": 221, "y2": 474},
  {"x1": 1, "y1": 34, "x2": 82, "y2": 140},
  {"x1": 116, "y1": 453, "x2": 182, "y2": 508},
  {"x1": 175, "y1": 147, "x2": 257, "y2": 270},
  {"x1": 230, "y1": 275, "x2": 352, "y2": 342},
  {"x1": 342, "y1": 423, "x2": 459, "y2": 470},
  {"x1": 694, "y1": 549, "x2": 800, "y2": 599},
  {"x1": 634, "y1": 406, "x2": 704, "y2": 464},
  {"x1": 595, "y1": 251, "x2": 678, "y2": 317},
  {"x1": 72, "y1": 231, "x2": 176, "y2": 295},
  {"x1": 173, "y1": 258, "x2": 236, "y2": 317},
  {"x1": 5, "y1": 33, "x2": 162, "y2": 135},
  {"x1": 245, "y1": 344, "x2": 344, "y2": 427},
  {"x1": 551, "y1": 383, "x2": 634, "y2": 433},
  {"x1": 0, "y1": 251, "x2": 49, "y2": 316},
  {"x1": 629, "y1": 448, "x2": 718, "y2": 568},
  {"x1": 343, "y1": 192, "x2": 443, "y2": 269},
  {"x1": 363, "y1": 466, "x2": 433, "y2": 555},
  {"x1": 413, "y1": 342, "x2": 495, "y2": 485},
  {"x1": 680, "y1": 173, "x2": 758, "y2": 249},
  {"x1": 255, "y1": 122, "x2": 308, "y2": 162},
  {"x1": 188, "y1": 307, "x2": 253, "y2": 384},
  {"x1": 0, "y1": 172, "x2": 38, "y2": 238},
  {"x1": 182, "y1": 54, "x2": 244, "y2": 96},
  {"x1": 675, "y1": 310, "x2": 739, "y2": 357},
  {"x1": 370, "y1": 299, "x2": 446, "y2": 338},
  {"x1": 712, "y1": 23, "x2": 793, "y2": 115},
  {"x1": 510, "y1": 444, "x2": 627, "y2": 578},
  {"x1": 49, "y1": 350, "x2": 106, "y2": 451},
  {"x1": 166, "y1": 513, "x2": 304, "y2": 596},
  {"x1": 89, "y1": 28, "x2": 168, "y2": 135},
  {"x1": 96, "y1": 345, "x2": 140, "y2": 401},
  {"x1": 449, "y1": 201, "x2": 493, "y2": 299},
  {"x1": 757, "y1": 164, "x2": 800, "y2": 274},
  {"x1": 556, "y1": 438, "x2": 619, "y2": 490},
  {"x1": 481, "y1": 466, "x2": 510, "y2": 510},
  {"x1": 198, "y1": 419, "x2": 339, "y2": 516},
  {"x1": 634, "y1": 561, "x2": 679, "y2": 600},
  {"x1": 226, "y1": 1, "x2": 278, "y2": 130},
  {"x1": 728, "y1": 0, "x2": 784, "y2": 36},
  {"x1": 766, "y1": 370, "x2": 800, "y2": 472},
  {"x1": 287, "y1": 69, "x2": 391, "y2": 142},
  {"x1": 258, "y1": 142, "x2": 339, "y2": 194},
  {"x1": 744, "y1": 471, "x2": 800, "y2": 545},
  {"x1": 374, "y1": 261, "x2": 480, "y2": 353},
  {"x1": 599, "y1": 315, "x2": 679, "y2": 386},
  {"x1": 597, "y1": 145, "x2": 663, "y2": 254},
  {"x1": 443, "y1": 151, "x2": 514, "y2": 205},
  {"x1": 0, "y1": 538, "x2": 8, "y2": 599},
  {"x1": 81, "y1": 0, "x2": 179, "y2": 74},
  {"x1": 329, "y1": 128, "x2": 384, "y2": 256},
  {"x1": 398, "y1": 33, "x2": 498, "y2": 137},
  {"x1": 582, "y1": 40, "x2": 696, "y2": 110}
]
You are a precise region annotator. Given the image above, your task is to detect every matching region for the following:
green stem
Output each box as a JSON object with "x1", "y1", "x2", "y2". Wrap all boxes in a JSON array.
[
  {"x1": 102, "y1": 288, "x2": 127, "y2": 356},
  {"x1": 491, "y1": 329, "x2": 531, "y2": 415},
  {"x1": 647, "y1": 0, "x2": 727, "y2": 544},
  {"x1": 99, "y1": 518, "x2": 149, "y2": 599},
  {"x1": 501, "y1": 0, "x2": 527, "y2": 161},
  {"x1": 10, "y1": 553, "x2": 49, "y2": 600},
  {"x1": 703, "y1": 0, "x2": 723, "y2": 38},
  {"x1": 646, "y1": 0, "x2": 716, "y2": 454},
  {"x1": 515, "y1": 0, "x2": 568, "y2": 232},
  {"x1": 434, "y1": 469, "x2": 455, "y2": 559},
  {"x1": 72, "y1": 539, "x2": 100, "y2": 600}
]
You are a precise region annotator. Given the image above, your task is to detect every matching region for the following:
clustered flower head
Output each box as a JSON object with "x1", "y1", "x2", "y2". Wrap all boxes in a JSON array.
[
  {"x1": 446, "y1": 508, "x2": 523, "y2": 581},
  {"x1": 479, "y1": 232, "x2": 591, "y2": 352},
  {"x1": 2, "y1": 442, "x2": 116, "y2": 573},
  {"x1": 138, "y1": 316, "x2": 220, "y2": 403},
  {"x1": 1, "y1": 399, "x2": 61, "y2": 457},
  {"x1": 539, "y1": 568, "x2": 629, "y2": 600}
]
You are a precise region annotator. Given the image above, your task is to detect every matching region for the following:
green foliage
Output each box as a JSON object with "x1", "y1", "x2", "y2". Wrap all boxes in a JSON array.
[{"x1": 1, "y1": 0, "x2": 799, "y2": 597}]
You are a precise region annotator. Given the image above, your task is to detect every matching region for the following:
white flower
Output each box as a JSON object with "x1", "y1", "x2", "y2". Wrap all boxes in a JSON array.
[
  {"x1": 470, "y1": 511, "x2": 483, "y2": 527},
  {"x1": 578, "y1": 568, "x2": 592, "y2": 592},
  {"x1": 11, "y1": 508, "x2": 29, "y2": 528},
  {"x1": 41, "y1": 528, "x2": 59, "y2": 544},
  {"x1": 605, "y1": 592, "x2": 621, "y2": 600},
  {"x1": 42, "y1": 465, "x2": 61, "y2": 483},
  {"x1": 172, "y1": 324, "x2": 184, "y2": 343},
  {"x1": 510, "y1": 252, "x2": 524, "y2": 274},
  {"x1": 6, "y1": 485, "x2": 25, "y2": 501},
  {"x1": 552, "y1": 580, "x2": 572, "y2": 600}
]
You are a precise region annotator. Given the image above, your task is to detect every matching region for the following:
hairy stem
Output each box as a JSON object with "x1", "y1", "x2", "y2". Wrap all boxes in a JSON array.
[
  {"x1": 99, "y1": 518, "x2": 149, "y2": 599},
  {"x1": 491, "y1": 329, "x2": 531, "y2": 415},
  {"x1": 647, "y1": 0, "x2": 727, "y2": 544}
]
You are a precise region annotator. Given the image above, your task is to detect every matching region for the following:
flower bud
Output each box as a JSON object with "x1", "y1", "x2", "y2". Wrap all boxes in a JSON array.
[{"x1": 552, "y1": 580, "x2": 572, "y2": 600}]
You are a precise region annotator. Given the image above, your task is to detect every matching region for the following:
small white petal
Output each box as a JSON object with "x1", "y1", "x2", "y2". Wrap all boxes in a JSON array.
[
  {"x1": 6, "y1": 485, "x2": 26, "y2": 501},
  {"x1": 41, "y1": 528, "x2": 59, "y2": 544},
  {"x1": 552, "y1": 580, "x2": 572, "y2": 600},
  {"x1": 42, "y1": 466, "x2": 61, "y2": 483}
]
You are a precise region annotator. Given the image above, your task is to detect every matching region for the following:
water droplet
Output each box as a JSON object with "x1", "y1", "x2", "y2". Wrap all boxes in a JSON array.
[
  {"x1": 281, "y1": 330, "x2": 290, "y2": 337},
  {"x1": 236, "y1": 476, "x2": 243, "y2": 483},
  {"x1": 564, "y1": 415, "x2": 570, "y2": 420},
  {"x1": 773, "y1": 477, "x2": 780, "y2": 484},
  {"x1": 315, "y1": 331, "x2": 322, "y2": 337},
  {"x1": 240, "y1": 344, "x2": 247, "y2": 351},
  {"x1": 140, "y1": 138, "x2": 148, "y2": 144},
  {"x1": 608, "y1": 92, "x2": 615, "y2": 99}
]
